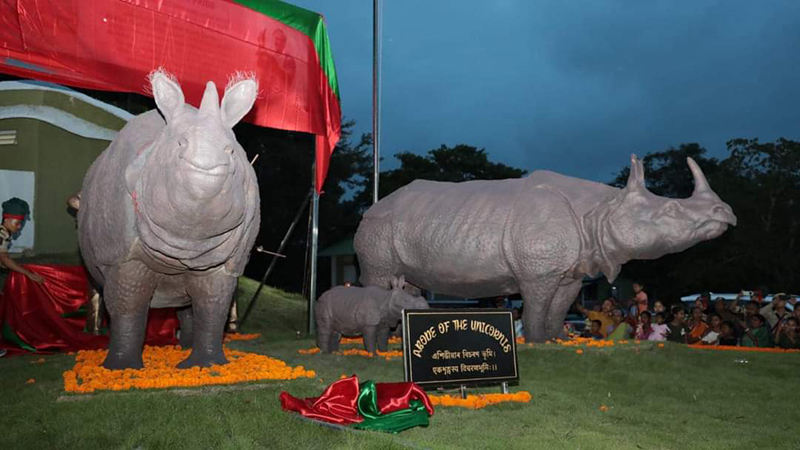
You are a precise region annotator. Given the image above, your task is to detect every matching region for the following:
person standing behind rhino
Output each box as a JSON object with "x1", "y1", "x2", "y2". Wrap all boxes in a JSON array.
[
  {"x1": 575, "y1": 298, "x2": 615, "y2": 338},
  {"x1": 631, "y1": 282, "x2": 649, "y2": 315},
  {"x1": 0, "y1": 198, "x2": 44, "y2": 284},
  {"x1": 666, "y1": 306, "x2": 689, "y2": 344}
]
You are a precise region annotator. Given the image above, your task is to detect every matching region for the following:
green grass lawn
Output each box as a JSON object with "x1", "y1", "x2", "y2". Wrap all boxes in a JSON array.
[{"x1": 2, "y1": 276, "x2": 799, "y2": 450}]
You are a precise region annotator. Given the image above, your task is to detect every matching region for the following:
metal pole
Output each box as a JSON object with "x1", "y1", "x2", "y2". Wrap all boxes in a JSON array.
[
  {"x1": 239, "y1": 189, "x2": 313, "y2": 328},
  {"x1": 372, "y1": 0, "x2": 381, "y2": 204},
  {"x1": 308, "y1": 186, "x2": 320, "y2": 334}
]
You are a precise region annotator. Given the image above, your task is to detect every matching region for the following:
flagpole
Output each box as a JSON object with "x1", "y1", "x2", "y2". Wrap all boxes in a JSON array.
[
  {"x1": 309, "y1": 167, "x2": 320, "y2": 334},
  {"x1": 372, "y1": 0, "x2": 381, "y2": 204}
]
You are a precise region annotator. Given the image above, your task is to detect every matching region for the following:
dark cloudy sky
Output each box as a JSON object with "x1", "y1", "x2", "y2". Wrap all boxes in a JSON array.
[{"x1": 293, "y1": 0, "x2": 800, "y2": 182}]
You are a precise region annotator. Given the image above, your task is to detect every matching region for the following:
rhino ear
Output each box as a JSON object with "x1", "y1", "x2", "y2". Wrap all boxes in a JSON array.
[
  {"x1": 390, "y1": 276, "x2": 399, "y2": 290},
  {"x1": 221, "y1": 76, "x2": 258, "y2": 128},
  {"x1": 397, "y1": 275, "x2": 406, "y2": 288},
  {"x1": 149, "y1": 70, "x2": 184, "y2": 123},
  {"x1": 626, "y1": 154, "x2": 645, "y2": 190}
]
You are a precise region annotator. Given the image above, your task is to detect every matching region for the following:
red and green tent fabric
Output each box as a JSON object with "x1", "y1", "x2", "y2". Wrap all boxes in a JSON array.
[{"x1": 0, "y1": 0, "x2": 341, "y2": 191}]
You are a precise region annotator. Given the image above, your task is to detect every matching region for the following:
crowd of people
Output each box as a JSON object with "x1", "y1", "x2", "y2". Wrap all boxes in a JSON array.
[{"x1": 573, "y1": 283, "x2": 800, "y2": 349}]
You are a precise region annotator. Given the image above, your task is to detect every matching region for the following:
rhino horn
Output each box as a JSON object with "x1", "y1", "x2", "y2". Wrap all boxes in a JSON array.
[
  {"x1": 199, "y1": 81, "x2": 220, "y2": 116},
  {"x1": 687, "y1": 157, "x2": 713, "y2": 197},
  {"x1": 626, "y1": 154, "x2": 645, "y2": 190}
]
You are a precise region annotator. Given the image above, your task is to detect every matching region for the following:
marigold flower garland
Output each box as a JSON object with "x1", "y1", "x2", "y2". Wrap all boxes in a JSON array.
[
  {"x1": 297, "y1": 347, "x2": 403, "y2": 360},
  {"x1": 427, "y1": 391, "x2": 532, "y2": 409},
  {"x1": 339, "y1": 336, "x2": 402, "y2": 345},
  {"x1": 223, "y1": 333, "x2": 261, "y2": 342},
  {"x1": 63, "y1": 345, "x2": 315, "y2": 394},
  {"x1": 688, "y1": 344, "x2": 800, "y2": 354},
  {"x1": 516, "y1": 336, "x2": 799, "y2": 354}
]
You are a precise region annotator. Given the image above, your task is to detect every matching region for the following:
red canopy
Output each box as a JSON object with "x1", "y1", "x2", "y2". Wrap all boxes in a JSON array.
[{"x1": 0, "y1": 0, "x2": 341, "y2": 191}]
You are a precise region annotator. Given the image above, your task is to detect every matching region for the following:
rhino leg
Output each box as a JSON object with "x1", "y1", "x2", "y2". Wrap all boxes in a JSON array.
[
  {"x1": 376, "y1": 327, "x2": 390, "y2": 352},
  {"x1": 355, "y1": 219, "x2": 394, "y2": 289},
  {"x1": 178, "y1": 271, "x2": 236, "y2": 368},
  {"x1": 328, "y1": 332, "x2": 342, "y2": 353},
  {"x1": 519, "y1": 278, "x2": 560, "y2": 343},
  {"x1": 545, "y1": 279, "x2": 583, "y2": 340},
  {"x1": 177, "y1": 306, "x2": 193, "y2": 349},
  {"x1": 363, "y1": 325, "x2": 378, "y2": 354},
  {"x1": 102, "y1": 260, "x2": 160, "y2": 370},
  {"x1": 316, "y1": 323, "x2": 333, "y2": 353}
]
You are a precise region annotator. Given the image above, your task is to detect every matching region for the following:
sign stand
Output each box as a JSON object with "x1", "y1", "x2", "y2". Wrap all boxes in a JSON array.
[
  {"x1": 459, "y1": 385, "x2": 467, "y2": 399},
  {"x1": 501, "y1": 382, "x2": 509, "y2": 394}
]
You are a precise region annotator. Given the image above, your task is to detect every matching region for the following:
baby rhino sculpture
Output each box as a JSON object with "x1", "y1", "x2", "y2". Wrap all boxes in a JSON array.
[
  {"x1": 315, "y1": 276, "x2": 429, "y2": 354},
  {"x1": 355, "y1": 155, "x2": 737, "y2": 343},
  {"x1": 78, "y1": 71, "x2": 260, "y2": 369}
]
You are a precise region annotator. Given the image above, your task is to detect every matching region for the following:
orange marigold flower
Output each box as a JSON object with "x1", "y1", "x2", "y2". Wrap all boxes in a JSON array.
[
  {"x1": 62, "y1": 345, "x2": 315, "y2": 394},
  {"x1": 576, "y1": 349, "x2": 584, "y2": 355},
  {"x1": 223, "y1": 333, "x2": 261, "y2": 342},
  {"x1": 428, "y1": 391, "x2": 532, "y2": 409},
  {"x1": 600, "y1": 405, "x2": 609, "y2": 412},
  {"x1": 658, "y1": 343, "x2": 665, "y2": 348},
  {"x1": 298, "y1": 347, "x2": 321, "y2": 355},
  {"x1": 26, "y1": 378, "x2": 36, "y2": 384}
]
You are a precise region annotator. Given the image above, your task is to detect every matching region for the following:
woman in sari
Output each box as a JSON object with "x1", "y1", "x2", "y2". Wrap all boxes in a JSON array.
[
  {"x1": 607, "y1": 309, "x2": 633, "y2": 341},
  {"x1": 687, "y1": 306, "x2": 709, "y2": 344}
]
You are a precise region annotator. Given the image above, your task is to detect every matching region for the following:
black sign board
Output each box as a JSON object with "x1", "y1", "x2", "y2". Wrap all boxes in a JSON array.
[{"x1": 402, "y1": 309, "x2": 519, "y2": 388}]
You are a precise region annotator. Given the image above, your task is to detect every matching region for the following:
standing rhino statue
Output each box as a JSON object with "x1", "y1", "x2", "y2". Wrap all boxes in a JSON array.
[
  {"x1": 78, "y1": 70, "x2": 260, "y2": 369},
  {"x1": 315, "y1": 276, "x2": 429, "y2": 354},
  {"x1": 354, "y1": 155, "x2": 736, "y2": 343}
]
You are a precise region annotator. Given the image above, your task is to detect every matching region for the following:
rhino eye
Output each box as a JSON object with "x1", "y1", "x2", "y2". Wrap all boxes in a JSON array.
[
  {"x1": 177, "y1": 138, "x2": 188, "y2": 148},
  {"x1": 659, "y1": 200, "x2": 681, "y2": 218},
  {"x1": 224, "y1": 146, "x2": 234, "y2": 155}
]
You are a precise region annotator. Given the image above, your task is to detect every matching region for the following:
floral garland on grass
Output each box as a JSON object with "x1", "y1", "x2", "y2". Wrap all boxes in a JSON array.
[
  {"x1": 516, "y1": 336, "x2": 797, "y2": 354},
  {"x1": 223, "y1": 333, "x2": 261, "y2": 342},
  {"x1": 688, "y1": 344, "x2": 800, "y2": 354},
  {"x1": 427, "y1": 391, "x2": 532, "y2": 409},
  {"x1": 339, "y1": 336, "x2": 402, "y2": 345},
  {"x1": 63, "y1": 345, "x2": 315, "y2": 394},
  {"x1": 297, "y1": 347, "x2": 403, "y2": 360}
]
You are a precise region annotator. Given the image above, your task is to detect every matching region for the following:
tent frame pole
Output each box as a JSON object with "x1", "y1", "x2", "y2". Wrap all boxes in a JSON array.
[
  {"x1": 239, "y1": 189, "x2": 313, "y2": 329},
  {"x1": 308, "y1": 177, "x2": 320, "y2": 334},
  {"x1": 372, "y1": 0, "x2": 381, "y2": 204}
]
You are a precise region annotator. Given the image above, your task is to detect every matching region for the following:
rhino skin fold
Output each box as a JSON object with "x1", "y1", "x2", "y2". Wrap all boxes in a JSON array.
[{"x1": 354, "y1": 155, "x2": 737, "y2": 343}]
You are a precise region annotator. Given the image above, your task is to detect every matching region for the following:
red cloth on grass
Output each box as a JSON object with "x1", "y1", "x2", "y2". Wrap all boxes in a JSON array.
[
  {"x1": 0, "y1": 264, "x2": 179, "y2": 354},
  {"x1": 279, "y1": 375, "x2": 435, "y2": 425}
]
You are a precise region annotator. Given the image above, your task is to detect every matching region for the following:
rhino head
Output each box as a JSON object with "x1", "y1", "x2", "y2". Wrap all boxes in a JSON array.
[
  {"x1": 591, "y1": 155, "x2": 737, "y2": 281},
  {"x1": 131, "y1": 70, "x2": 258, "y2": 269},
  {"x1": 386, "y1": 276, "x2": 429, "y2": 319}
]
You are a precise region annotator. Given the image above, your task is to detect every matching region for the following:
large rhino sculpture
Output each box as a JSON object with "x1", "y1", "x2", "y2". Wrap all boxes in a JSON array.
[
  {"x1": 354, "y1": 155, "x2": 736, "y2": 342},
  {"x1": 78, "y1": 70, "x2": 260, "y2": 369}
]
